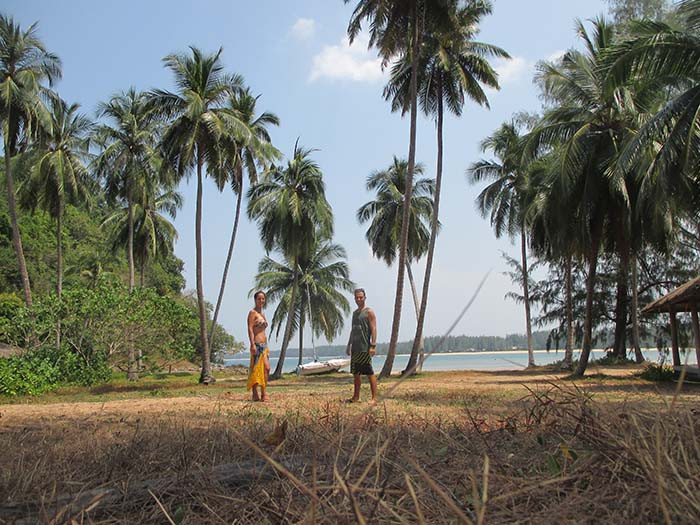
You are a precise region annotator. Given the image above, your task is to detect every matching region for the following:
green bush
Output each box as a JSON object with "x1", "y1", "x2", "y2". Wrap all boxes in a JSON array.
[
  {"x1": 0, "y1": 346, "x2": 111, "y2": 396},
  {"x1": 639, "y1": 362, "x2": 675, "y2": 382},
  {"x1": 590, "y1": 352, "x2": 635, "y2": 366},
  {"x1": 0, "y1": 292, "x2": 23, "y2": 342},
  {"x1": 0, "y1": 350, "x2": 60, "y2": 396}
]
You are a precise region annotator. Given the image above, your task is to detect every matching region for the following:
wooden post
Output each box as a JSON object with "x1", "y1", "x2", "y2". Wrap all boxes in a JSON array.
[
  {"x1": 669, "y1": 308, "x2": 680, "y2": 367},
  {"x1": 692, "y1": 307, "x2": 700, "y2": 367}
]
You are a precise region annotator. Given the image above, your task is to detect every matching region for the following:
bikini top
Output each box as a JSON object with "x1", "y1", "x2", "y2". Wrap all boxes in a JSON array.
[{"x1": 252, "y1": 312, "x2": 267, "y2": 329}]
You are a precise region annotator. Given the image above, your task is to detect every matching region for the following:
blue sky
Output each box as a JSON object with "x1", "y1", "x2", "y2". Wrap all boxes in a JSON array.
[{"x1": 6, "y1": 0, "x2": 609, "y2": 349}]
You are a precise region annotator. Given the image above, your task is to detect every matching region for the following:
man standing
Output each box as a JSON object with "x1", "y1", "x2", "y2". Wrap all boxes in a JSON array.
[{"x1": 346, "y1": 288, "x2": 378, "y2": 403}]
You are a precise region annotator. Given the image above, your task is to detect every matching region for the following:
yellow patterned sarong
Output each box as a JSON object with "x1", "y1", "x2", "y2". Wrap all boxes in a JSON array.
[{"x1": 247, "y1": 343, "x2": 268, "y2": 391}]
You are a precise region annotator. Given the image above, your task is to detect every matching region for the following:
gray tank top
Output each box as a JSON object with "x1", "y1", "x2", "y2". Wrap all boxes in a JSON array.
[{"x1": 350, "y1": 307, "x2": 371, "y2": 353}]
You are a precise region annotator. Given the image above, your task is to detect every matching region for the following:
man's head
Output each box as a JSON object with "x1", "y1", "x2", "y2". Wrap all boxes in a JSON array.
[{"x1": 354, "y1": 288, "x2": 366, "y2": 308}]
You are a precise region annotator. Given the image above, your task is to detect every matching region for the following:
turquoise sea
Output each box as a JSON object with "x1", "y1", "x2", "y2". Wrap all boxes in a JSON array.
[{"x1": 223, "y1": 349, "x2": 657, "y2": 373}]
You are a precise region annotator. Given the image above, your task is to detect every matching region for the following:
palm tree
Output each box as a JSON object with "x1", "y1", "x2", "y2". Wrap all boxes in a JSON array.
[
  {"x1": 344, "y1": 0, "x2": 454, "y2": 378},
  {"x1": 103, "y1": 186, "x2": 181, "y2": 287},
  {"x1": 605, "y1": 1, "x2": 700, "y2": 359},
  {"x1": 21, "y1": 96, "x2": 92, "y2": 350},
  {"x1": 469, "y1": 119, "x2": 537, "y2": 367},
  {"x1": 253, "y1": 240, "x2": 354, "y2": 367},
  {"x1": 94, "y1": 89, "x2": 159, "y2": 294},
  {"x1": 529, "y1": 18, "x2": 633, "y2": 376},
  {"x1": 150, "y1": 47, "x2": 248, "y2": 384},
  {"x1": 0, "y1": 14, "x2": 61, "y2": 307},
  {"x1": 384, "y1": 0, "x2": 507, "y2": 374},
  {"x1": 247, "y1": 142, "x2": 333, "y2": 379},
  {"x1": 94, "y1": 88, "x2": 160, "y2": 380},
  {"x1": 526, "y1": 153, "x2": 581, "y2": 368},
  {"x1": 356, "y1": 157, "x2": 435, "y2": 373},
  {"x1": 208, "y1": 89, "x2": 280, "y2": 350}
]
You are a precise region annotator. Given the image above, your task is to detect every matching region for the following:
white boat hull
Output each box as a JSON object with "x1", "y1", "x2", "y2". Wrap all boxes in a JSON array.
[{"x1": 297, "y1": 358, "x2": 351, "y2": 376}]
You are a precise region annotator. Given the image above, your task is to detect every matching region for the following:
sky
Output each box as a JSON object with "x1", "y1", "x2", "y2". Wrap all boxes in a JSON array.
[{"x1": 6, "y1": 0, "x2": 610, "y2": 349}]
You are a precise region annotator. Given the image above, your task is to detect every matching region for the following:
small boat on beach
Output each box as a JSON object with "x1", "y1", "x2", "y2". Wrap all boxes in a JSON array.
[{"x1": 297, "y1": 358, "x2": 350, "y2": 376}]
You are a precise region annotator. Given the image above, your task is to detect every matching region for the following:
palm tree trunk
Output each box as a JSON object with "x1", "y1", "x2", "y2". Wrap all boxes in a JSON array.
[
  {"x1": 631, "y1": 255, "x2": 644, "y2": 363},
  {"x1": 574, "y1": 228, "x2": 602, "y2": 377},
  {"x1": 406, "y1": 78, "x2": 445, "y2": 376},
  {"x1": 521, "y1": 226, "x2": 534, "y2": 367},
  {"x1": 403, "y1": 262, "x2": 424, "y2": 374},
  {"x1": 298, "y1": 302, "x2": 304, "y2": 369},
  {"x1": 126, "y1": 191, "x2": 137, "y2": 381},
  {"x1": 612, "y1": 242, "x2": 629, "y2": 359},
  {"x1": 56, "y1": 198, "x2": 63, "y2": 351},
  {"x1": 138, "y1": 244, "x2": 145, "y2": 371},
  {"x1": 4, "y1": 140, "x2": 33, "y2": 308},
  {"x1": 563, "y1": 255, "x2": 574, "y2": 368},
  {"x1": 196, "y1": 149, "x2": 214, "y2": 384},
  {"x1": 209, "y1": 180, "x2": 243, "y2": 350},
  {"x1": 380, "y1": 6, "x2": 421, "y2": 380},
  {"x1": 127, "y1": 194, "x2": 135, "y2": 293},
  {"x1": 272, "y1": 261, "x2": 298, "y2": 379},
  {"x1": 140, "y1": 243, "x2": 146, "y2": 288}
]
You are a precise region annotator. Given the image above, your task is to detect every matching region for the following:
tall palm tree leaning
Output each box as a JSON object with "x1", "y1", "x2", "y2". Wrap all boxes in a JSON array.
[
  {"x1": 208, "y1": 89, "x2": 280, "y2": 350},
  {"x1": 469, "y1": 119, "x2": 536, "y2": 367},
  {"x1": 384, "y1": 0, "x2": 507, "y2": 374},
  {"x1": 150, "y1": 47, "x2": 248, "y2": 384},
  {"x1": 356, "y1": 156, "x2": 435, "y2": 370},
  {"x1": 247, "y1": 142, "x2": 333, "y2": 379},
  {"x1": 252, "y1": 239, "x2": 354, "y2": 367},
  {"x1": 344, "y1": 0, "x2": 454, "y2": 379},
  {"x1": 22, "y1": 96, "x2": 93, "y2": 350},
  {"x1": 0, "y1": 14, "x2": 61, "y2": 308}
]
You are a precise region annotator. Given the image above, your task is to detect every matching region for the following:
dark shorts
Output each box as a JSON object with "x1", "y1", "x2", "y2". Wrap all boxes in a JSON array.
[{"x1": 351, "y1": 351, "x2": 374, "y2": 375}]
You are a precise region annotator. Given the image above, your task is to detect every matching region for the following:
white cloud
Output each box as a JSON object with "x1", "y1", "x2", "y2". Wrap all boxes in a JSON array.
[
  {"x1": 493, "y1": 56, "x2": 533, "y2": 85},
  {"x1": 546, "y1": 50, "x2": 566, "y2": 63},
  {"x1": 291, "y1": 18, "x2": 315, "y2": 40},
  {"x1": 309, "y1": 33, "x2": 385, "y2": 83}
]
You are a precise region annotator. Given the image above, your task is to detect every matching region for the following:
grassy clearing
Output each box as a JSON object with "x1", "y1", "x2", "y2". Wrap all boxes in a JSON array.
[{"x1": 1, "y1": 365, "x2": 699, "y2": 523}]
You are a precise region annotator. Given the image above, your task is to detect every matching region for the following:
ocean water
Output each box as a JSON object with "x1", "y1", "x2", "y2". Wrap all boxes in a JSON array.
[{"x1": 223, "y1": 349, "x2": 657, "y2": 374}]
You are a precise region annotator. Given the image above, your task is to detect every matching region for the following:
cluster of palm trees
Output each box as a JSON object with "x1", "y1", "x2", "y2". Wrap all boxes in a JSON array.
[
  {"x1": 345, "y1": 0, "x2": 507, "y2": 378},
  {"x1": 247, "y1": 142, "x2": 353, "y2": 379},
  {"x1": 8, "y1": 0, "x2": 698, "y2": 383},
  {"x1": 469, "y1": 0, "x2": 700, "y2": 376},
  {"x1": 0, "y1": 15, "x2": 287, "y2": 382}
]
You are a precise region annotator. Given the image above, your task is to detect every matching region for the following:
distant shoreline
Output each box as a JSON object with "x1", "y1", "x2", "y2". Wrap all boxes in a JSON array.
[{"x1": 224, "y1": 348, "x2": 615, "y2": 359}]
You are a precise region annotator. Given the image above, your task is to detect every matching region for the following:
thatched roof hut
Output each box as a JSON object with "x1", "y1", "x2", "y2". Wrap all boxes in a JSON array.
[{"x1": 641, "y1": 277, "x2": 700, "y2": 378}]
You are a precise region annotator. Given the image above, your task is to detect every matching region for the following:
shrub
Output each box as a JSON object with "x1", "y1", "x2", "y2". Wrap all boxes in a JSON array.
[
  {"x1": 0, "y1": 292, "x2": 23, "y2": 343},
  {"x1": 639, "y1": 362, "x2": 675, "y2": 382},
  {"x1": 0, "y1": 346, "x2": 111, "y2": 396},
  {"x1": 590, "y1": 352, "x2": 635, "y2": 366}
]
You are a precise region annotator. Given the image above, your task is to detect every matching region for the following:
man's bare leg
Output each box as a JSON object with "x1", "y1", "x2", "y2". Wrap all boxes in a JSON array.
[
  {"x1": 368, "y1": 374, "x2": 378, "y2": 402},
  {"x1": 351, "y1": 374, "x2": 361, "y2": 401}
]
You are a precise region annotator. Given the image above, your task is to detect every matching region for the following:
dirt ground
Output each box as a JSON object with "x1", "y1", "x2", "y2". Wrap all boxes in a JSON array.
[
  {"x1": 2, "y1": 363, "x2": 697, "y2": 425},
  {"x1": 2, "y1": 365, "x2": 700, "y2": 524}
]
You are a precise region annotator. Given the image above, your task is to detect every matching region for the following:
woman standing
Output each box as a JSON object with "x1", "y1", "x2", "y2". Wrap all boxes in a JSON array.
[{"x1": 247, "y1": 291, "x2": 270, "y2": 401}]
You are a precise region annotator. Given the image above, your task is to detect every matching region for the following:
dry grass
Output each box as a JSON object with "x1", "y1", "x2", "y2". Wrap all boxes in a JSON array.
[{"x1": 1, "y1": 367, "x2": 700, "y2": 524}]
